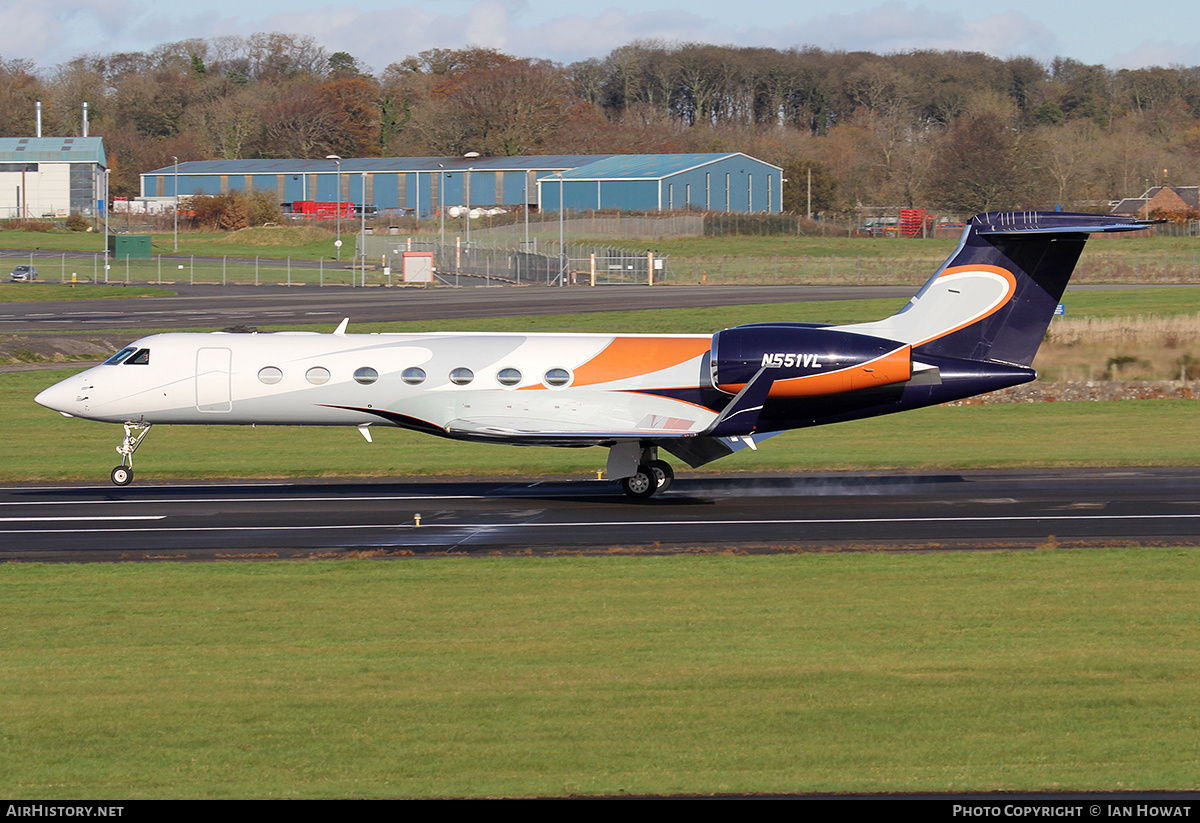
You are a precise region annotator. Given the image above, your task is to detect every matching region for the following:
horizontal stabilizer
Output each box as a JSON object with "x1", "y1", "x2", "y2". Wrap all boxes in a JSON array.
[{"x1": 969, "y1": 212, "x2": 1159, "y2": 235}]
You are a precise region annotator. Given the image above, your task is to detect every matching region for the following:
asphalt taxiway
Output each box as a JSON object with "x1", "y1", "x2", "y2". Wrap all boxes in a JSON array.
[
  {"x1": 0, "y1": 283, "x2": 914, "y2": 333},
  {"x1": 4, "y1": 468, "x2": 1199, "y2": 562}
]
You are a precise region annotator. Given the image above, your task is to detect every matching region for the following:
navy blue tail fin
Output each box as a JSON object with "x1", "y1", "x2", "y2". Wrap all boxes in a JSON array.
[{"x1": 843, "y1": 212, "x2": 1154, "y2": 367}]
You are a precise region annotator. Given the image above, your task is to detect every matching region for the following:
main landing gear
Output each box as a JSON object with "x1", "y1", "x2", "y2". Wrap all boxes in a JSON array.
[
  {"x1": 617, "y1": 444, "x2": 675, "y2": 500},
  {"x1": 111, "y1": 422, "x2": 151, "y2": 486}
]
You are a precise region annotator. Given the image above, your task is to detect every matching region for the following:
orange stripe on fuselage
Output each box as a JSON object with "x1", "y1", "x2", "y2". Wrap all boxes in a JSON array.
[
  {"x1": 718, "y1": 346, "x2": 912, "y2": 398},
  {"x1": 571, "y1": 337, "x2": 711, "y2": 387}
]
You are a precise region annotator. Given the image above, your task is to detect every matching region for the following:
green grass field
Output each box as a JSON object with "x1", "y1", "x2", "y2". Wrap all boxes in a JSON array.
[
  {"x1": 0, "y1": 283, "x2": 173, "y2": 302},
  {"x1": 0, "y1": 227, "x2": 339, "y2": 261},
  {"x1": 3, "y1": 550, "x2": 1199, "y2": 798},
  {"x1": 2, "y1": 225, "x2": 1197, "y2": 267}
]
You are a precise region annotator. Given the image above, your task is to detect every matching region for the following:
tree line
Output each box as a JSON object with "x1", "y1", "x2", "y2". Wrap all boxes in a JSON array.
[{"x1": 5, "y1": 34, "x2": 1200, "y2": 218}]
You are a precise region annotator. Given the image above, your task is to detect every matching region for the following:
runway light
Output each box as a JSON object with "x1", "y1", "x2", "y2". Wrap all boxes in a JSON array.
[{"x1": 414, "y1": 513, "x2": 422, "y2": 526}]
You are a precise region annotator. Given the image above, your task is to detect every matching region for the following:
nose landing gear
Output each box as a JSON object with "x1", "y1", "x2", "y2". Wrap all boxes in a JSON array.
[{"x1": 111, "y1": 422, "x2": 151, "y2": 486}]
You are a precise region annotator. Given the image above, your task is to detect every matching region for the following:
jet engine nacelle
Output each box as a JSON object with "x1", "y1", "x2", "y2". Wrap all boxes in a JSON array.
[{"x1": 710, "y1": 324, "x2": 913, "y2": 397}]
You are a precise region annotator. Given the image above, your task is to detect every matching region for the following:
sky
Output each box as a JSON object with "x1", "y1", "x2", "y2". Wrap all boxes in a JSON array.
[{"x1": 3, "y1": 0, "x2": 1198, "y2": 73}]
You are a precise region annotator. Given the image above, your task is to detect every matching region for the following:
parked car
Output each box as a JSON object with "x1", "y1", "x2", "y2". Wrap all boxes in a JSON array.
[{"x1": 9, "y1": 265, "x2": 37, "y2": 282}]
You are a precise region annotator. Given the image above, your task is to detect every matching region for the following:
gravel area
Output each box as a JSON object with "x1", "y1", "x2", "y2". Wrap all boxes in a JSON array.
[{"x1": 951, "y1": 380, "x2": 1197, "y2": 404}]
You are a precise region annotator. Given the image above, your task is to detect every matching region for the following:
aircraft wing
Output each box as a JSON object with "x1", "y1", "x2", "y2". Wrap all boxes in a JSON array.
[
  {"x1": 442, "y1": 416, "x2": 703, "y2": 447},
  {"x1": 444, "y1": 415, "x2": 784, "y2": 468}
]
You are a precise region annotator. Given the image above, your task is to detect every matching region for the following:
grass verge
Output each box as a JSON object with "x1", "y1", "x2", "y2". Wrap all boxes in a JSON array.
[
  {"x1": 0, "y1": 283, "x2": 174, "y2": 302},
  {"x1": 3, "y1": 550, "x2": 1199, "y2": 797}
]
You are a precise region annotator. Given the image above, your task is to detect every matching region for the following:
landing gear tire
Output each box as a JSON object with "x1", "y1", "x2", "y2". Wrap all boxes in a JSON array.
[
  {"x1": 621, "y1": 464, "x2": 659, "y2": 500},
  {"x1": 111, "y1": 466, "x2": 134, "y2": 487},
  {"x1": 648, "y1": 459, "x2": 674, "y2": 494}
]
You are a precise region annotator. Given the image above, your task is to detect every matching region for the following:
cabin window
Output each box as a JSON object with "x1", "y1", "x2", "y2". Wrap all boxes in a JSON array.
[
  {"x1": 401, "y1": 367, "x2": 426, "y2": 385},
  {"x1": 496, "y1": 367, "x2": 522, "y2": 387},
  {"x1": 354, "y1": 367, "x2": 378, "y2": 385},
  {"x1": 104, "y1": 347, "x2": 137, "y2": 365},
  {"x1": 258, "y1": 366, "x2": 283, "y2": 385},
  {"x1": 449, "y1": 367, "x2": 474, "y2": 385},
  {"x1": 544, "y1": 368, "x2": 571, "y2": 387},
  {"x1": 126, "y1": 349, "x2": 150, "y2": 365},
  {"x1": 305, "y1": 366, "x2": 331, "y2": 385}
]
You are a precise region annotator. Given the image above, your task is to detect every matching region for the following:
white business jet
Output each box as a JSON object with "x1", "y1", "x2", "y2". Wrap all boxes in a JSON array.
[{"x1": 35, "y1": 212, "x2": 1150, "y2": 497}]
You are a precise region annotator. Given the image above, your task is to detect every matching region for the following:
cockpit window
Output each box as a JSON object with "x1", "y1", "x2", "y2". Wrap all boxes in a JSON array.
[
  {"x1": 104, "y1": 347, "x2": 137, "y2": 365},
  {"x1": 126, "y1": 349, "x2": 150, "y2": 365}
]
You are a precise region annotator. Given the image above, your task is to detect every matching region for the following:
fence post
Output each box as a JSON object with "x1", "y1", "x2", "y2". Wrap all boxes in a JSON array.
[
  {"x1": 190, "y1": 255, "x2": 194, "y2": 284},
  {"x1": 287, "y1": 257, "x2": 291, "y2": 287}
]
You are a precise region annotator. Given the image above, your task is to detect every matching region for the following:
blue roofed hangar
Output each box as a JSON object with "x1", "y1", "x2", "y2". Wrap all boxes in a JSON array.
[{"x1": 140, "y1": 153, "x2": 783, "y2": 216}]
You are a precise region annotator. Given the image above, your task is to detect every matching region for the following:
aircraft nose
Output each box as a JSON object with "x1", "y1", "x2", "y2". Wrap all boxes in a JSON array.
[{"x1": 35, "y1": 378, "x2": 80, "y2": 416}]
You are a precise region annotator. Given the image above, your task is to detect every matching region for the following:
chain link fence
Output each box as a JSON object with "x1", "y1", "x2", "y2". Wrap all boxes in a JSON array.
[
  {"x1": 5, "y1": 220, "x2": 1200, "y2": 288},
  {"x1": 361, "y1": 236, "x2": 673, "y2": 286},
  {"x1": 8, "y1": 246, "x2": 1200, "y2": 288},
  {"x1": 0, "y1": 250, "x2": 364, "y2": 286}
]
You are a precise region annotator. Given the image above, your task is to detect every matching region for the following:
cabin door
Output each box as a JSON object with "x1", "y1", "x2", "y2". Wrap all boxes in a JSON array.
[{"x1": 196, "y1": 347, "x2": 233, "y2": 413}]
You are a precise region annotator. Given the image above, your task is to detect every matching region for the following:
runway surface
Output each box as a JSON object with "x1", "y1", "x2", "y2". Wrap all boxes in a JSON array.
[
  {"x1": 0, "y1": 283, "x2": 914, "y2": 333},
  {"x1": 4, "y1": 468, "x2": 1199, "y2": 562}
]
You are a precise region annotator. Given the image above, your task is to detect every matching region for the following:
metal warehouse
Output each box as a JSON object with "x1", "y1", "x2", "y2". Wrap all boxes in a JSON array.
[
  {"x1": 140, "y1": 153, "x2": 782, "y2": 216},
  {"x1": 0, "y1": 137, "x2": 107, "y2": 219}
]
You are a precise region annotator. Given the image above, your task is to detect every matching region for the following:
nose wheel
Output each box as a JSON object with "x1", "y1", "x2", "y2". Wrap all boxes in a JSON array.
[{"x1": 110, "y1": 465, "x2": 134, "y2": 486}]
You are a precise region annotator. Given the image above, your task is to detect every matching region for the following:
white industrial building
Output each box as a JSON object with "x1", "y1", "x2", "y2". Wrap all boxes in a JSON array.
[{"x1": 0, "y1": 137, "x2": 107, "y2": 219}]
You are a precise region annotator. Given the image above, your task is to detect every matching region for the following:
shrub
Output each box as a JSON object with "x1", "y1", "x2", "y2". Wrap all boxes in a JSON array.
[
  {"x1": 65, "y1": 212, "x2": 90, "y2": 232},
  {"x1": 190, "y1": 192, "x2": 280, "y2": 231},
  {"x1": 4, "y1": 218, "x2": 52, "y2": 232}
]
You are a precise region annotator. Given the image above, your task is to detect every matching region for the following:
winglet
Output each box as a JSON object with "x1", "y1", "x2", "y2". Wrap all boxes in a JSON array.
[
  {"x1": 334, "y1": 318, "x2": 349, "y2": 335},
  {"x1": 705, "y1": 367, "x2": 774, "y2": 437}
]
